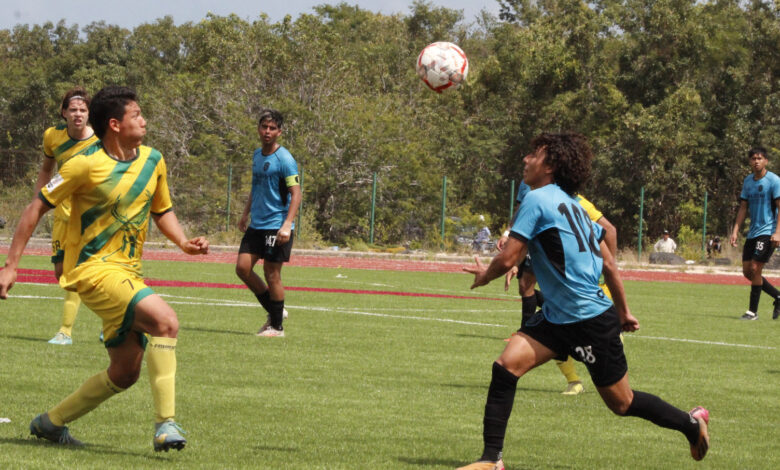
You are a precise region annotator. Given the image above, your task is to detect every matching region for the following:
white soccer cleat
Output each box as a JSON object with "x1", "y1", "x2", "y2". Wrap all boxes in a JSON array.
[{"x1": 256, "y1": 326, "x2": 284, "y2": 337}]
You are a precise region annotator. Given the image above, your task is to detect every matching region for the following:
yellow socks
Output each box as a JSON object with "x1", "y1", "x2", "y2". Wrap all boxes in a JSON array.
[
  {"x1": 556, "y1": 356, "x2": 580, "y2": 383},
  {"x1": 146, "y1": 336, "x2": 178, "y2": 423},
  {"x1": 59, "y1": 290, "x2": 81, "y2": 337},
  {"x1": 48, "y1": 370, "x2": 124, "y2": 426}
]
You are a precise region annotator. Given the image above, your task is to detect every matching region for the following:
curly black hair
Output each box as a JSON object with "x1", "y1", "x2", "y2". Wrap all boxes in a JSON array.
[{"x1": 530, "y1": 132, "x2": 592, "y2": 196}]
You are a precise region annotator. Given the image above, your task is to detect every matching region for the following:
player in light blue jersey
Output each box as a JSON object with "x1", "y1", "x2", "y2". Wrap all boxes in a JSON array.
[
  {"x1": 236, "y1": 109, "x2": 301, "y2": 337},
  {"x1": 458, "y1": 133, "x2": 709, "y2": 470},
  {"x1": 730, "y1": 146, "x2": 780, "y2": 320}
]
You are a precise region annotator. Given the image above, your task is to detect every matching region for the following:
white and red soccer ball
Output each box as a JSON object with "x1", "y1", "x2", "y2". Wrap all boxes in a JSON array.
[{"x1": 416, "y1": 42, "x2": 469, "y2": 93}]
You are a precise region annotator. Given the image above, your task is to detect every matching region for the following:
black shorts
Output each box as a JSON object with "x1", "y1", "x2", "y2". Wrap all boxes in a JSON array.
[
  {"x1": 520, "y1": 306, "x2": 627, "y2": 387},
  {"x1": 742, "y1": 235, "x2": 774, "y2": 263},
  {"x1": 239, "y1": 228, "x2": 294, "y2": 263}
]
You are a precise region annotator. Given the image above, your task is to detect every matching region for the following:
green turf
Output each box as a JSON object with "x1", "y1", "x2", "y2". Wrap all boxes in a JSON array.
[{"x1": 0, "y1": 254, "x2": 777, "y2": 469}]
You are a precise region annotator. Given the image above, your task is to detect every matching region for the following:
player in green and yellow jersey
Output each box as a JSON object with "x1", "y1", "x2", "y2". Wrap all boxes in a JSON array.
[
  {"x1": 500, "y1": 187, "x2": 617, "y2": 395},
  {"x1": 35, "y1": 87, "x2": 99, "y2": 345},
  {"x1": 0, "y1": 86, "x2": 209, "y2": 451}
]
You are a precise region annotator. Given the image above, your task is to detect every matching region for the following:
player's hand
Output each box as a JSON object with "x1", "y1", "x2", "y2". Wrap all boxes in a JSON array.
[
  {"x1": 504, "y1": 265, "x2": 518, "y2": 291},
  {"x1": 771, "y1": 233, "x2": 780, "y2": 248},
  {"x1": 620, "y1": 311, "x2": 640, "y2": 332},
  {"x1": 181, "y1": 236, "x2": 209, "y2": 255},
  {"x1": 496, "y1": 235, "x2": 509, "y2": 251},
  {"x1": 463, "y1": 256, "x2": 489, "y2": 289},
  {"x1": 730, "y1": 233, "x2": 738, "y2": 247},
  {"x1": 238, "y1": 216, "x2": 248, "y2": 233},
  {"x1": 0, "y1": 267, "x2": 18, "y2": 300},
  {"x1": 276, "y1": 224, "x2": 292, "y2": 244}
]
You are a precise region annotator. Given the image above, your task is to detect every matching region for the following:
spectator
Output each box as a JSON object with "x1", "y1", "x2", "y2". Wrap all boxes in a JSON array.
[
  {"x1": 707, "y1": 237, "x2": 722, "y2": 258},
  {"x1": 654, "y1": 230, "x2": 677, "y2": 253}
]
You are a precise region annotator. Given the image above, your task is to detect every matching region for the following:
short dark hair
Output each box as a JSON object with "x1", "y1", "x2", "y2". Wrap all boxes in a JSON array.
[
  {"x1": 258, "y1": 109, "x2": 283, "y2": 128},
  {"x1": 530, "y1": 132, "x2": 592, "y2": 196},
  {"x1": 749, "y1": 146, "x2": 768, "y2": 159},
  {"x1": 89, "y1": 86, "x2": 138, "y2": 139},
  {"x1": 60, "y1": 86, "x2": 90, "y2": 118}
]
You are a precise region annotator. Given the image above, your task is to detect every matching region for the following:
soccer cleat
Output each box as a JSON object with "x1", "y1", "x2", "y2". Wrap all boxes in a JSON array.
[
  {"x1": 689, "y1": 406, "x2": 710, "y2": 461},
  {"x1": 30, "y1": 413, "x2": 83, "y2": 446},
  {"x1": 562, "y1": 380, "x2": 585, "y2": 395},
  {"x1": 456, "y1": 458, "x2": 505, "y2": 470},
  {"x1": 154, "y1": 420, "x2": 187, "y2": 452},
  {"x1": 740, "y1": 310, "x2": 758, "y2": 321},
  {"x1": 773, "y1": 299, "x2": 780, "y2": 320},
  {"x1": 257, "y1": 325, "x2": 285, "y2": 337},
  {"x1": 48, "y1": 332, "x2": 73, "y2": 345}
]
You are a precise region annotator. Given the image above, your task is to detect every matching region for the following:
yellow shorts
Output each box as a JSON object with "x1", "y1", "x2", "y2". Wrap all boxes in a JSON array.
[
  {"x1": 50, "y1": 215, "x2": 68, "y2": 264},
  {"x1": 67, "y1": 265, "x2": 154, "y2": 349}
]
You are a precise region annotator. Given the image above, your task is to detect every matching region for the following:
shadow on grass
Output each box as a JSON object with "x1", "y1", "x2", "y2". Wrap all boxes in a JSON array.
[
  {"x1": 180, "y1": 326, "x2": 250, "y2": 336},
  {"x1": 455, "y1": 333, "x2": 511, "y2": 341},
  {"x1": 0, "y1": 436, "x2": 161, "y2": 458},
  {"x1": 440, "y1": 382, "x2": 561, "y2": 395},
  {"x1": 0, "y1": 334, "x2": 46, "y2": 343}
]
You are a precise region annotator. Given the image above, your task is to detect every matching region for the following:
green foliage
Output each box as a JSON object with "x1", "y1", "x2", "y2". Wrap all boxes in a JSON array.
[{"x1": 2, "y1": 1, "x2": 780, "y2": 248}]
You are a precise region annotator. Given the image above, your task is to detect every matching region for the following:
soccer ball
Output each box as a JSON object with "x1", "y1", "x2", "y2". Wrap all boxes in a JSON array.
[{"x1": 416, "y1": 42, "x2": 469, "y2": 93}]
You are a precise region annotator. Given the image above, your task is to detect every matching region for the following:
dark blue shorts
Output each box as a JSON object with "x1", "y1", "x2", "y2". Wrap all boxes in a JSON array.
[{"x1": 239, "y1": 228, "x2": 294, "y2": 263}]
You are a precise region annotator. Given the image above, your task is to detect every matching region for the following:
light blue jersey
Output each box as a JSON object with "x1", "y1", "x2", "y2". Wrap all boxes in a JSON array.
[
  {"x1": 249, "y1": 146, "x2": 299, "y2": 230},
  {"x1": 510, "y1": 184, "x2": 612, "y2": 324},
  {"x1": 740, "y1": 170, "x2": 780, "y2": 239}
]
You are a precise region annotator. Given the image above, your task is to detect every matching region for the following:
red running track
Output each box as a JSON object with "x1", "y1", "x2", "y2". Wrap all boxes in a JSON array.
[{"x1": 1, "y1": 246, "x2": 765, "y2": 287}]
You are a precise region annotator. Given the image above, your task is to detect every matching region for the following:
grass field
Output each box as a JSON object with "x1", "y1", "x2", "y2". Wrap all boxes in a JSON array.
[{"x1": 0, "y1": 254, "x2": 778, "y2": 469}]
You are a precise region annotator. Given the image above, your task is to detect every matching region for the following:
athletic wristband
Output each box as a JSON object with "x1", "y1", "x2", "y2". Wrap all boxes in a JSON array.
[{"x1": 502, "y1": 230, "x2": 510, "y2": 237}]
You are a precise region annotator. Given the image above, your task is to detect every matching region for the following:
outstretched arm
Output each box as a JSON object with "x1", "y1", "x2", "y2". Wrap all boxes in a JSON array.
[
  {"x1": 153, "y1": 211, "x2": 209, "y2": 255},
  {"x1": 1, "y1": 197, "x2": 52, "y2": 299},
  {"x1": 464, "y1": 236, "x2": 526, "y2": 289}
]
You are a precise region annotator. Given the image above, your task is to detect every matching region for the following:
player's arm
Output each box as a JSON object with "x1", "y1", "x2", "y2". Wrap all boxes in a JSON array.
[
  {"x1": 153, "y1": 211, "x2": 209, "y2": 256},
  {"x1": 238, "y1": 188, "x2": 252, "y2": 233},
  {"x1": 596, "y1": 216, "x2": 618, "y2": 259},
  {"x1": 465, "y1": 236, "x2": 526, "y2": 289},
  {"x1": 33, "y1": 156, "x2": 56, "y2": 195},
  {"x1": 730, "y1": 199, "x2": 748, "y2": 247},
  {"x1": 601, "y1": 239, "x2": 639, "y2": 332},
  {"x1": 772, "y1": 198, "x2": 780, "y2": 248},
  {"x1": 276, "y1": 183, "x2": 301, "y2": 244},
  {"x1": 0, "y1": 197, "x2": 52, "y2": 299}
]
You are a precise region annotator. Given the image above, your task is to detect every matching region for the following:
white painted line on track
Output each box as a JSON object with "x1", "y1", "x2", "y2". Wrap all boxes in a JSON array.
[{"x1": 9, "y1": 293, "x2": 775, "y2": 350}]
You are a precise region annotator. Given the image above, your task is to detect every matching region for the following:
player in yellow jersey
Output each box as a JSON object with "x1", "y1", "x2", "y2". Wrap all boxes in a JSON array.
[
  {"x1": 499, "y1": 186, "x2": 617, "y2": 395},
  {"x1": 36, "y1": 87, "x2": 99, "y2": 345},
  {"x1": 0, "y1": 86, "x2": 209, "y2": 451}
]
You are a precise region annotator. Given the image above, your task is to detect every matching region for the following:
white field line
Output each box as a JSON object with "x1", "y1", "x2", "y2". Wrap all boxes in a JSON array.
[{"x1": 9, "y1": 294, "x2": 775, "y2": 350}]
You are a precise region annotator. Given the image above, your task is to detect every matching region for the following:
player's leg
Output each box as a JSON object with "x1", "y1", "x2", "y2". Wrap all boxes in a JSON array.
[
  {"x1": 597, "y1": 375, "x2": 710, "y2": 461},
  {"x1": 48, "y1": 237, "x2": 81, "y2": 345},
  {"x1": 459, "y1": 332, "x2": 556, "y2": 469},
  {"x1": 261, "y1": 260, "x2": 285, "y2": 331},
  {"x1": 750, "y1": 237, "x2": 780, "y2": 319},
  {"x1": 132, "y1": 293, "x2": 187, "y2": 451},
  {"x1": 740, "y1": 239, "x2": 761, "y2": 319},
  {"x1": 518, "y1": 263, "x2": 536, "y2": 327},
  {"x1": 257, "y1": 230, "x2": 293, "y2": 337}
]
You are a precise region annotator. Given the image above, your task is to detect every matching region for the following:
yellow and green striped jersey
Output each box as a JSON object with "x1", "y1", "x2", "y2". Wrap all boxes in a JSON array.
[
  {"x1": 42, "y1": 124, "x2": 99, "y2": 220},
  {"x1": 40, "y1": 143, "x2": 173, "y2": 285}
]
